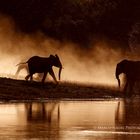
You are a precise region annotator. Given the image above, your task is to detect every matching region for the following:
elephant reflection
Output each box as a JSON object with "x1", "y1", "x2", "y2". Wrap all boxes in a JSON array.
[
  {"x1": 115, "y1": 59, "x2": 140, "y2": 96},
  {"x1": 17, "y1": 54, "x2": 63, "y2": 83},
  {"x1": 23, "y1": 102, "x2": 60, "y2": 138},
  {"x1": 115, "y1": 98, "x2": 140, "y2": 129},
  {"x1": 25, "y1": 102, "x2": 60, "y2": 123}
]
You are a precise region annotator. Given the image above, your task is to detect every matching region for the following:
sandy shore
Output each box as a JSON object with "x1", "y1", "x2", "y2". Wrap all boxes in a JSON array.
[{"x1": 0, "y1": 77, "x2": 122, "y2": 101}]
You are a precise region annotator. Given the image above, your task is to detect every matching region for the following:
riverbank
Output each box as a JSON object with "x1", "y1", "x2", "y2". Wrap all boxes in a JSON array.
[{"x1": 0, "y1": 77, "x2": 122, "y2": 101}]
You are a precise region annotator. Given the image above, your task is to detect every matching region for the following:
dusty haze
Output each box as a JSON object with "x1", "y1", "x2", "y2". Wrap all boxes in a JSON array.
[{"x1": 0, "y1": 15, "x2": 128, "y2": 86}]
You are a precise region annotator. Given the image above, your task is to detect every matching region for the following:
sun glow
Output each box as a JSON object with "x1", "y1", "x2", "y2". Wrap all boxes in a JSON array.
[{"x1": 0, "y1": 41, "x2": 121, "y2": 86}]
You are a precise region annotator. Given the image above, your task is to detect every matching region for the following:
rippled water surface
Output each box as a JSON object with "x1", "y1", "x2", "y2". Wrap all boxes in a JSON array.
[{"x1": 0, "y1": 98, "x2": 140, "y2": 140}]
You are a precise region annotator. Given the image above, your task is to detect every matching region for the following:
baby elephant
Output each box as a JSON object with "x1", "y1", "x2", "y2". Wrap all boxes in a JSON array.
[{"x1": 17, "y1": 54, "x2": 63, "y2": 84}]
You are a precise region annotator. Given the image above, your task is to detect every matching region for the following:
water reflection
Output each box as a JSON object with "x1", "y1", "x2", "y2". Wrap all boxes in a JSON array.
[
  {"x1": 0, "y1": 99, "x2": 140, "y2": 139},
  {"x1": 24, "y1": 102, "x2": 60, "y2": 139},
  {"x1": 118, "y1": 98, "x2": 140, "y2": 128},
  {"x1": 25, "y1": 102, "x2": 60, "y2": 122}
]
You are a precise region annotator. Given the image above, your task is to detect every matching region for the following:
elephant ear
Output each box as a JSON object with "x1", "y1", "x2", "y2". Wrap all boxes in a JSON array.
[{"x1": 55, "y1": 54, "x2": 59, "y2": 59}]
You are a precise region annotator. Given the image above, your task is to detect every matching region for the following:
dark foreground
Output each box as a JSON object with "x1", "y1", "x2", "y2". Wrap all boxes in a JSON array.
[{"x1": 0, "y1": 77, "x2": 122, "y2": 101}]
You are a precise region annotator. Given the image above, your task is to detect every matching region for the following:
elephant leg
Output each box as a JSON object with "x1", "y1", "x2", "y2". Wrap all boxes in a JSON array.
[
  {"x1": 25, "y1": 75, "x2": 29, "y2": 81},
  {"x1": 42, "y1": 72, "x2": 48, "y2": 83},
  {"x1": 25, "y1": 74, "x2": 32, "y2": 81},
  {"x1": 30, "y1": 75, "x2": 33, "y2": 81},
  {"x1": 49, "y1": 69, "x2": 58, "y2": 84},
  {"x1": 123, "y1": 81, "x2": 128, "y2": 93}
]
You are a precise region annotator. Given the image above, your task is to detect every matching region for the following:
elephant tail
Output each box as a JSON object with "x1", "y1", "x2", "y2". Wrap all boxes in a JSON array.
[{"x1": 16, "y1": 62, "x2": 27, "y2": 66}]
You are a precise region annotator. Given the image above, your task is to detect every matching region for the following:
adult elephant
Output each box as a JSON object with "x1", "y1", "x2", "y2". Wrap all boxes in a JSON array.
[
  {"x1": 17, "y1": 54, "x2": 62, "y2": 83},
  {"x1": 115, "y1": 59, "x2": 140, "y2": 96}
]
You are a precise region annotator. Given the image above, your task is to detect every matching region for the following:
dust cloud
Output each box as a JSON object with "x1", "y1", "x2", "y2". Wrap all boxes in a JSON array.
[{"x1": 0, "y1": 15, "x2": 126, "y2": 86}]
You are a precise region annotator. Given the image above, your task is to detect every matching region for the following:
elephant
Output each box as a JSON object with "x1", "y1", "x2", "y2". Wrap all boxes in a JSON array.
[
  {"x1": 17, "y1": 54, "x2": 62, "y2": 83},
  {"x1": 115, "y1": 59, "x2": 140, "y2": 96}
]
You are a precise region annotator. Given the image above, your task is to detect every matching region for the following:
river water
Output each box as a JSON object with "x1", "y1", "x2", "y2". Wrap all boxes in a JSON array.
[{"x1": 0, "y1": 98, "x2": 140, "y2": 140}]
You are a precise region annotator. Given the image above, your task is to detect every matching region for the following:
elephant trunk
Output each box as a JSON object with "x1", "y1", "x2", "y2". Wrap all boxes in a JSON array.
[
  {"x1": 116, "y1": 74, "x2": 120, "y2": 88},
  {"x1": 58, "y1": 66, "x2": 62, "y2": 80},
  {"x1": 115, "y1": 67, "x2": 121, "y2": 88}
]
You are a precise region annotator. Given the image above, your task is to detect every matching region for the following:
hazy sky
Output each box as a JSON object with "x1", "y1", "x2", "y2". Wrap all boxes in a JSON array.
[{"x1": 0, "y1": 0, "x2": 138, "y2": 85}]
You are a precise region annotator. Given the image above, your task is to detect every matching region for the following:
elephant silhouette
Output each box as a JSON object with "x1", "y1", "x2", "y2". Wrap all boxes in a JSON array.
[
  {"x1": 17, "y1": 54, "x2": 62, "y2": 84},
  {"x1": 115, "y1": 59, "x2": 140, "y2": 96}
]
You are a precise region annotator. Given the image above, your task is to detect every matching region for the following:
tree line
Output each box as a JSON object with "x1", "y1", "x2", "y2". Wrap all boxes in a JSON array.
[{"x1": 0, "y1": 0, "x2": 139, "y2": 47}]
